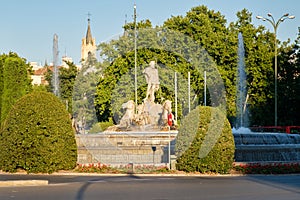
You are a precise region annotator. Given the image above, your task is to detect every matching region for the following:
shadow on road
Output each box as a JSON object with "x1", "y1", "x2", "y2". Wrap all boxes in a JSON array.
[
  {"x1": 245, "y1": 175, "x2": 300, "y2": 194},
  {"x1": 75, "y1": 173, "x2": 142, "y2": 200}
]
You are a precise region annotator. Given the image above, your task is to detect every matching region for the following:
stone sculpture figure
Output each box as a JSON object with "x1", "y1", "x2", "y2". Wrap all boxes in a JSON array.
[
  {"x1": 134, "y1": 103, "x2": 150, "y2": 126},
  {"x1": 143, "y1": 61, "x2": 160, "y2": 103},
  {"x1": 114, "y1": 60, "x2": 176, "y2": 131},
  {"x1": 119, "y1": 100, "x2": 135, "y2": 128},
  {"x1": 161, "y1": 100, "x2": 173, "y2": 126}
]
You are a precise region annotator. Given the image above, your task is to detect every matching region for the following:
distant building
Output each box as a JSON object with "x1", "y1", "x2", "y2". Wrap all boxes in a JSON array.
[
  {"x1": 81, "y1": 17, "x2": 96, "y2": 63},
  {"x1": 30, "y1": 62, "x2": 43, "y2": 71},
  {"x1": 31, "y1": 66, "x2": 49, "y2": 86},
  {"x1": 62, "y1": 55, "x2": 82, "y2": 70},
  {"x1": 31, "y1": 57, "x2": 69, "y2": 86},
  {"x1": 62, "y1": 56, "x2": 73, "y2": 68}
]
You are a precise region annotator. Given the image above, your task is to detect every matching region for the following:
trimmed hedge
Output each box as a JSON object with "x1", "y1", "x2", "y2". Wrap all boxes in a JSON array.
[
  {"x1": 175, "y1": 106, "x2": 235, "y2": 174},
  {"x1": 0, "y1": 91, "x2": 77, "y2": 173}
]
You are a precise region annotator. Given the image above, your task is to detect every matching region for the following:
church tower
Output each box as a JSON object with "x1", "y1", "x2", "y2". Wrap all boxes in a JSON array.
[{"x1": 81, "y1": 16, "x2": 96, "y2": 62}]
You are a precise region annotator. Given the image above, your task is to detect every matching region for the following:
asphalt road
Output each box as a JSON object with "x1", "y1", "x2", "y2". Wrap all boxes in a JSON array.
[{"x1": 0, "y1": 174, "x2": 300, "y2": 200}]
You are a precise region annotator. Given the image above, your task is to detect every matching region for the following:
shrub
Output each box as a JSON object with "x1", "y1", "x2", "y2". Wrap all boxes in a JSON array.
[
  {"x1": 233, "y1": 162, "x2": 300, "y2": 174},
  {"x1": 175, "y1": 106, "x2": 235, "y2": 174},
  {"x1": 89, "y1": 118, "x2": 114, "y2": 133},
  {"x1": 0, "y1": 91, "x2": 77, "y2": 173}
]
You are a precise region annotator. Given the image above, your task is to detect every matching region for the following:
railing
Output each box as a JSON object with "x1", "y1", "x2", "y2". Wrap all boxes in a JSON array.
[{"x1": 249, "y1": 126, "x2": 300, "y2": 134}]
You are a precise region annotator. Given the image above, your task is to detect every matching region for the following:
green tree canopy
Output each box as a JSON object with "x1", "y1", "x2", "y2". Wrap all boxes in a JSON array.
[
  {"x1": 59, "y1": 61, "x2": 78, "y2": 114},
  {"x1": 0, "y1": 52, "x2": 32, "y2": 125},
  {"x1": 95, "y1": 20, "x2": 225, "y2": 123},
  {"x1": 72, "y1": 54, "x2": 102, "y2": 132},
  {"x1": 163, "y1": 5, "x2": 239, "y2": 124},
  {"x1": 95, "y1": 5, "x2": 298, "y2": 127},
  {"x1": 277, "y1": 30, "x2": 300, "y2": 125},
  {"x1": 229, "y1": 9, "x2": 274, "y2": 126}
]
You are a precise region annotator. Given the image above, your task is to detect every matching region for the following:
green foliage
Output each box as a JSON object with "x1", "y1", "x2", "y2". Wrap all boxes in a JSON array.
[
  {"x1": 59, "y1": 61, "x2": 78, "y2": 114},
  {"x1": 96, "y1": 47, "x2": 201, "y2": 123},
  {"x1": 44, "y1": 61, "x2": 78, "y2": 114},
  {"x1": 98, "y1": 118, "x2": 114, "y2": 132},
  {"x1": 229, "y1": 9, "x2": 274, "y2": 126},
  {"x1": 44, "y1": 67, "x2": 53, "y2": 93},
  {"x1": 32, "y1": 84, "x2": 47, "y2": 92},
  {"x1": 175, "y1": 106, "x2": 235, "y2": 174},
  {"x1": 88, "y1": 118, "x2": 114, "y2": 133},
  {"x1": 73, "y1": 56, "x2": 102, "y2": 131},
  {"x1": 96, "y1": 5, "x2": 299, "y2": 127},
  {"x1": 96, "y1": 20, "x2": 221, "y2": 123},
  {"x1": 164, "y1": 5, "x2": 236, "y2": 117},
  {"x1": 0, "y1": 52, "x2": 32, "y2": 125},
  {"x1": 277, "y1": 35, "x2": 300, "y2": 125},
  {"x1": 0, "y1": 55, "x2": 5, "y2": 122},
  {"x1": 0, "y1": 91, "x2": 77, "y2": 173},
  {"x1": 234, "y1": 163, "x2": 300, "y2": 174}
]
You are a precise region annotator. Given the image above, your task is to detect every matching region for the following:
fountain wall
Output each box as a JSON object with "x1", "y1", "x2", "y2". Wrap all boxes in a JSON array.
[
  {"x1": 76, "y1": 131, "x2": 300, "y2": 165},
  {"x1": 233, "y1": 132, "x2": 300, "y2": 162},
  {"x1": 76, "y1": 132, "x2": 177, "y2": 164}
]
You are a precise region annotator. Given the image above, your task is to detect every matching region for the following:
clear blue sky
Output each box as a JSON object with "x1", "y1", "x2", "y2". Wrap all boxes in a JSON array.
[{"x1": 0, "y1": 0, "x2": 299, "y2": 65}]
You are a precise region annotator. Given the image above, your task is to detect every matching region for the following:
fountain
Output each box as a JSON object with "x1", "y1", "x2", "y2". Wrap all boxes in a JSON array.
[
  {"x1": 234, "y1": 132, "x2": 300, "y2": 162},
  {"x1": 107, "y1": 60, "x2": 176, "y2": 132},
  {"x1": 76, "y1": 61, "x2": 178, "y2": 165},
  {"x1": 233, "y1": 33, "x2": 300, "y2": 163},
  {"x1": 236, "y1": 32, "x2": 249, "y2": 129},
  {"x1": 52, "y1": 34, "x2": 59, "y2": 97}
]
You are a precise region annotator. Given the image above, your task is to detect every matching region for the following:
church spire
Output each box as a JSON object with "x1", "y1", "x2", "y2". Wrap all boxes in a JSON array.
[
  {"x1": 81, "y1": 13, "x2": 96, "y2": 62},
  {"x1": 86, "y1": 14, "x2": 93, "y2": 45}
]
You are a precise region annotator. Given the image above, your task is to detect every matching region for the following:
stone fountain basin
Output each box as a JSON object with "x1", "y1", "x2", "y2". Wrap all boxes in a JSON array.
[
  {"x1": 235, "y1": 144, "x2": 300, "y2": 150},
  {"x1": 233, "y1": 132, "x2": 300, "y2": 162},
  {"x1": 233, "y1": 132, "x2": 300, "y2": 145}
]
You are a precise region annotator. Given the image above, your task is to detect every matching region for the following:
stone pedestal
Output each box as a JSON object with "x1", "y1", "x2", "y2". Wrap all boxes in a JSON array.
[{"x1": 76, "y1": 131, "x2": 177, "y2": 164}]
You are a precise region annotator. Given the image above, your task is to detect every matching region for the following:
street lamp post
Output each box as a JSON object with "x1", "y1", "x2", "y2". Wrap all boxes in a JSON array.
[
  {"x1": 256, "y1": 13, "x2": 295, "y2": 126},
  {"x1": 134, "y1": 4, "x2": 138, "y2": 113}
]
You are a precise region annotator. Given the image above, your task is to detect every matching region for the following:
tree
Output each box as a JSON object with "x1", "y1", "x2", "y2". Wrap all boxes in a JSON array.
[
  {"x1": 96, "y1": 15, "x2": 228, "y2": 124},
  {"x1": 96, "y1": 5, "x2": 298, "y2": 127},
  {"x1": 59, "y1": 61, "x2": 78, "y2": 114},
  {"x1": 229, "y1": 9, "x2": 274, "y2": 126},
  {"x1": 277, "y1": 30, "x2": 300, "y2": 125},
  {"x1": 72, "y1": 54, "x2": 102, "y2": 132},
  {"x1": 0, "y1": 52, "x2": 32, "y2": 124},
  {"x1": 44, "y1": 61, "x2": 79, "y2": 115},
  {"x1": 0, "y1": 54, "x2": 5, "y2": 123},
  {"x1": 163, "y1": 5, "x2": 237, "y2": 124},
  {"x1": 96, "y1": 26, "x2": 218, "y2": 123},
  {"x1": 164, "y1": 6, "x2": 281, "y2": 126},
  {"x1": 44, "y1": 66, "x2": 53, "y2": 93}
]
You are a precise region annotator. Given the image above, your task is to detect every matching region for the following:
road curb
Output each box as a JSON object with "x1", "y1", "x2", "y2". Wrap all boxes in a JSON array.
[{"x1": 0, "y1": 180, "x2": 48, "y2": 187}]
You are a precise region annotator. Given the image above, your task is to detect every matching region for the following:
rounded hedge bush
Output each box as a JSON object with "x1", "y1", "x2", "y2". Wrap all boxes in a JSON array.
[
  {"x1": 175, "y1": 106, "x2": 235, "y2": 174},
  {"x1": 0, "y1": 91, "x2": 77, "y2": 173}
]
